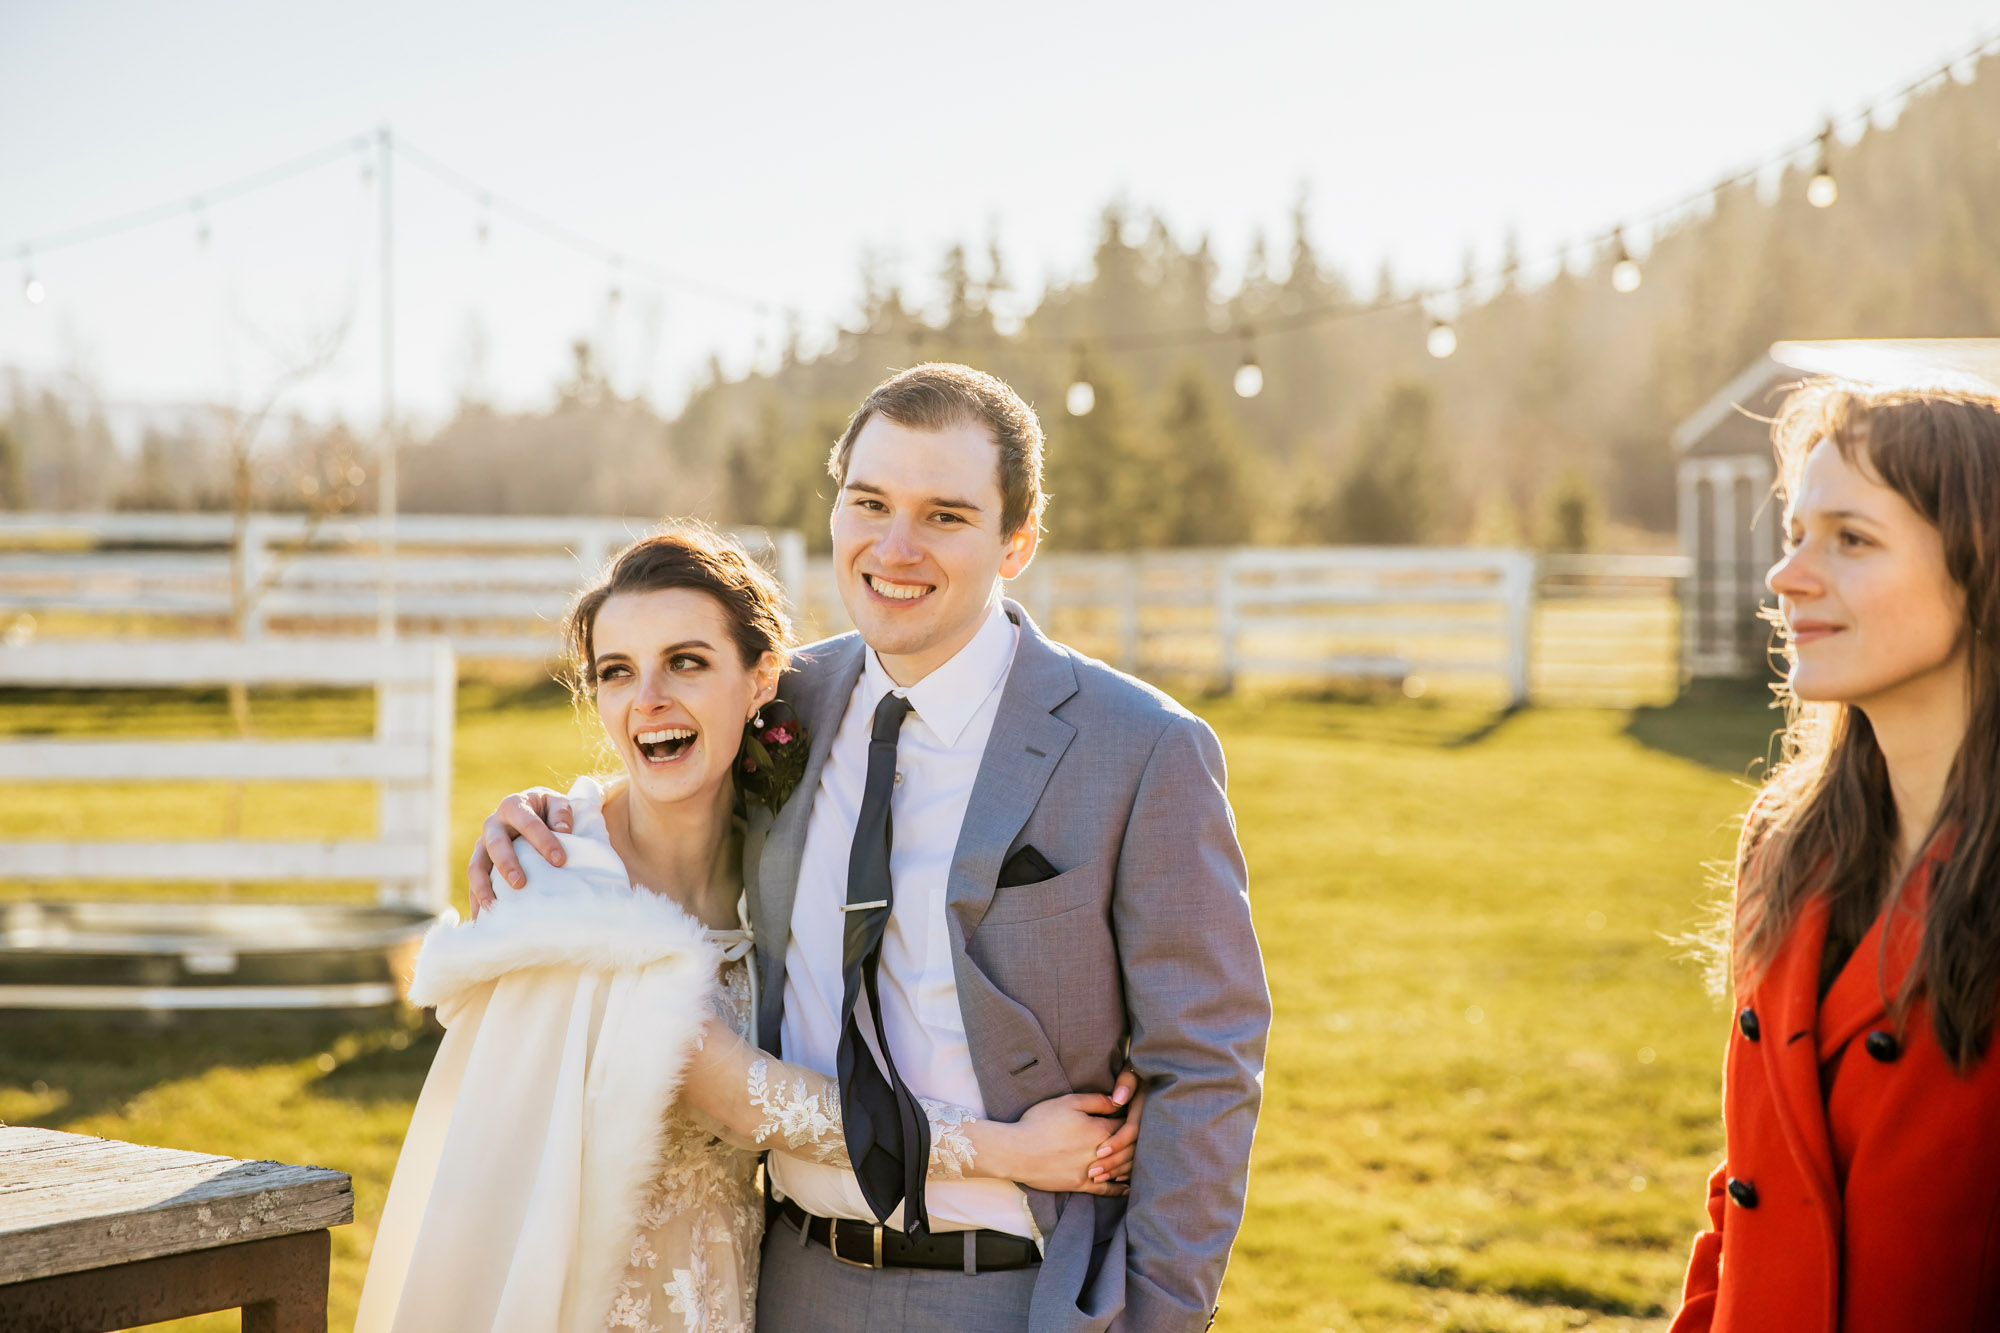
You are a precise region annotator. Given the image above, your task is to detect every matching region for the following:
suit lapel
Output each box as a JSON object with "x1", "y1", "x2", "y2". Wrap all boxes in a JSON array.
[
  {"x1": 945, "y1": 605, "x2": 1080, "y2": 1146},
  {"x1": 751, "y1": 635, "x2": 864, "y2": 1046},
  {"x1": 944, "y1": 601, "x2": 1078, "y2": 941}
]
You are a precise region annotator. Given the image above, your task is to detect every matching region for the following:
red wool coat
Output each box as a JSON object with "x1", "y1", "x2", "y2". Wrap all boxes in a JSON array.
[{"x1": 1671, "y1": 849, "x2": 2000, "y2": 1332}]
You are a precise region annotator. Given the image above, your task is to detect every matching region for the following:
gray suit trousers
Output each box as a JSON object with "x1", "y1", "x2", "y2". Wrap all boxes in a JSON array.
[{"x1": 757, "y1": 1211, "x2": 1037, "y2": 1332}]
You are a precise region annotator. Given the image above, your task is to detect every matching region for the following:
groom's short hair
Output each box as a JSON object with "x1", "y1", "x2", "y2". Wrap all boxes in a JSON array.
[{"x1": 828, "y1": 363, "x2": 1046, "y2": 537}]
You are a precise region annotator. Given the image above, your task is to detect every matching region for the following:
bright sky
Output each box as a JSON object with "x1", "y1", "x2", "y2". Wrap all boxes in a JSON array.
[{"x1": 2, "y1": 0, "x2": 1994, "y2": 431}]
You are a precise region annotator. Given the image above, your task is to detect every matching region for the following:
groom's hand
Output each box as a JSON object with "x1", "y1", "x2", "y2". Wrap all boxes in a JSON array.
[
  {"x1": 466, "y1": 787, "x2": 573, "y2": 917},
  {"x1": 1090, "y1": 1071, "x2": 1145, "y2": 1186}
]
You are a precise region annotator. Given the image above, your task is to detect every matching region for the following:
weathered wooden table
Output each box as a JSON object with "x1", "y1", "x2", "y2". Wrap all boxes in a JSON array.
[{"x1": 0, "y1": 1126, "x2": 353, "y2": 1333}]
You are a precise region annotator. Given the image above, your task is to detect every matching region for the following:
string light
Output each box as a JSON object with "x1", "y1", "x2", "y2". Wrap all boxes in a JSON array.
[
  {"x1": 1807, "y1": 124, "x2": 1839, "y2": 208},
  {"x1": 1065, "y1": 344, "x2": 1095, "y2": 416},
  {"x1": 1610, "y1": 229, "x2": 1643, "y2": 293},
  {"x1": 1233, "y1": 331, "x2": 1263, "y2": 398},
  {"x1": 2, "y1": 27, "x2": 1989, "y2": 410},
  {"x1": 1426, "y1": 317, "x2": 1457, "y2": 359}
]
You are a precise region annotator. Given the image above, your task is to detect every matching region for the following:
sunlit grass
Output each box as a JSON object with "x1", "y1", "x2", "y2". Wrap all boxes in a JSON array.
[{"x1": 0, "y1": 682, "x2": 1777, "y2": 1330}]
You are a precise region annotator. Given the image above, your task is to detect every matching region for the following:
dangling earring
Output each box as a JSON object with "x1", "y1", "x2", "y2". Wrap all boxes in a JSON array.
[{"x1": 752, "y1": 711, "x2": 764, "y2": 728}]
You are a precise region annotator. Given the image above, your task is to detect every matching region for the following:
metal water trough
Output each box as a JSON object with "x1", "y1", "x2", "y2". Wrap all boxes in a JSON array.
[{"x1": 0, "y1": 900, "x2": 437, "y2": 1010}]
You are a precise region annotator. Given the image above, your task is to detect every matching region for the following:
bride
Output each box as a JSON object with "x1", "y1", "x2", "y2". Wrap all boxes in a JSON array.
[{"x1": 356, "y1": 528, "x2": 1136, "y2": 1333}]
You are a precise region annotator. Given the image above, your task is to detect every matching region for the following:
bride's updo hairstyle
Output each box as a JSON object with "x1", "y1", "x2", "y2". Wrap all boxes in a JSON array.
[{"x1": 559, "y1": 524, "x2": 796, "y2": 705}]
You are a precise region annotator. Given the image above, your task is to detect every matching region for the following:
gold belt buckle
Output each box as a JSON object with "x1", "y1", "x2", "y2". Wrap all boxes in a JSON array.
[{"x1": 832, "y1": 1220, "x2": 885, "y2": 1270}]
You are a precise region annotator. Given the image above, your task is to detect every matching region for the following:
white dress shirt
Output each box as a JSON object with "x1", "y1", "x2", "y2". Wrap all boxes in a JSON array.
[{"x1": 770, "y1": 600, "x2": 1034, "y2": 1236}]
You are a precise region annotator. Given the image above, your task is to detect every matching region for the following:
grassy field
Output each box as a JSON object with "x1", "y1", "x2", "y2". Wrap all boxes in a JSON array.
[{"x1": 0, "y1": 678, "x2": 1781, "y2": 1331}]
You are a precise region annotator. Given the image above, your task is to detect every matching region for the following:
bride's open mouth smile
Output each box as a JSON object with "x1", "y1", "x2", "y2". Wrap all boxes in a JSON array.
[
  {"x1": 634, "y1": 726, "x2": 697, "y2": 765},
  {"x1": 863, "y1": 573, "x2": 935, "y2": 605}
]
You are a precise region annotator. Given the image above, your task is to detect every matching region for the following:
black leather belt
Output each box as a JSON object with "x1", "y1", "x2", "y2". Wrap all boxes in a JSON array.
[{"x1": 772, "y1": 1195, "x2": 1041, "y2": 1272}]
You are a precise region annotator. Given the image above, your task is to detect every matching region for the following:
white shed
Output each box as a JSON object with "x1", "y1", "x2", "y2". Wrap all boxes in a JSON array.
[{"x1": 1671, "y1": 357, "x2": 1790, "y2": 681}]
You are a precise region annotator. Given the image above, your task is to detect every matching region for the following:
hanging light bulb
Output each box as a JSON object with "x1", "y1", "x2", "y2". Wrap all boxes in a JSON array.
[
  {"x1": 1426, "y1": 317, "x2": 1457, "y2": 359},
  {"x1": 1065, "y1": 343, "x2": 1095, "y2": 416},
  {"x1": 1234, "y1": 331, "x2": 1263, "y2": 398},
  {"x1": 1807, "y1": 124, "x2": 1838, "y2": 208},
  {"x1": 1610, "y1": 229, "x2": 1642, "y2": 293},
  {"x1": 23, "y1": 274, "x2": 44, "y2": 306}
]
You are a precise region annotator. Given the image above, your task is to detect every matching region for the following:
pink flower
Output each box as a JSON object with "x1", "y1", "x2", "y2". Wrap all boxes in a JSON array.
[{"x1": 763, "y1": 725, "x2": 794, "y2": 746}]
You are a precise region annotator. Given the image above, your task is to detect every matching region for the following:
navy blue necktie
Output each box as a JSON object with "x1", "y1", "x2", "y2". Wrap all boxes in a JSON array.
[{"x1": 837, "y1": 690, "x2": 933, "y2": 1234}]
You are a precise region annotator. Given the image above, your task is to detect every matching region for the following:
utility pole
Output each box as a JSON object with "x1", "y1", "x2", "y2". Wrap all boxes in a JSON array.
[{"x1": 377, "y1": 123, "x2": 398, "y2": 640}]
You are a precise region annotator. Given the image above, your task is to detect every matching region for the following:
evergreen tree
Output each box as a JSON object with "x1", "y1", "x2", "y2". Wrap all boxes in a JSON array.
[
  {"x1": 0, "y1": 424, "x2": 22, "y2": 510},
  {"x1": 940, "y1": 244, "x2": 977, "y2": 328},
  {"x1": 1043, "y1": 367, "x2": 1149, "y2": 551},
  {"x1": 1328, "y1": 380, "x2": 1440, "y2": 545},
  {"x1": 720, "y1": 433, "x2": 763, "y2": 527},
  {"x1": 1539, "y1": 467, "x2": 1600, "y2": 552},
  {"x1": 1146, "y1": 365, "x2": 1254, "y2": 547}
]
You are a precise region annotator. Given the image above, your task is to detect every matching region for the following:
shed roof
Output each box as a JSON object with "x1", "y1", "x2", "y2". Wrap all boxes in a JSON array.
[
  {"x1": 1772, "y1": 339, "x2": 2000, "y2": 393},
  {"x1": 1671, "y1": 357, "x2": 1793, "y2": 460}
]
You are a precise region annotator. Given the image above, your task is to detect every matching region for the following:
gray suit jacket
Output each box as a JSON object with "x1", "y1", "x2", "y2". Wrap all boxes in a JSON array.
[{"x1": 744, "y1": 600, "x2": 1270, "y2": 1333}]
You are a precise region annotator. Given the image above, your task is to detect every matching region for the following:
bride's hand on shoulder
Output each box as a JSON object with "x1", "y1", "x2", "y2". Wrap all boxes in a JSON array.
[
  {"x1": 974, "y1": 1070, "x2": 1146, "y2": 1196},
  {"x1": 466, "y1": 787, "x2": 575, "y2": 917}
]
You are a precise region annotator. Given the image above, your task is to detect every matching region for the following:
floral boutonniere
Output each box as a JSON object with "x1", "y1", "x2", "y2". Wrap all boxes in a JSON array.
[{"x1": 739, "y1": 699, "x2": 811, "y2": 817}]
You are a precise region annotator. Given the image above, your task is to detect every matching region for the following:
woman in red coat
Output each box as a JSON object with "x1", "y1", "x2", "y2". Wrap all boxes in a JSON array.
[{"x1": 1672, "y1": 361, "x2": 2000, "y2": 1332}]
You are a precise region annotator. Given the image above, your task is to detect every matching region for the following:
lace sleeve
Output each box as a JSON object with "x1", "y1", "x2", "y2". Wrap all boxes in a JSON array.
[
  {"x1": 674, "y1": 1013, "x2": 976, "y2": 1180},
  {"x1": 742, "y1": 1056, "x2": 977, "y2": 1181}
]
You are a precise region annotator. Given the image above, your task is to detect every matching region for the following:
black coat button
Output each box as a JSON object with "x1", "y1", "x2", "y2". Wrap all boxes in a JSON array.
[
  {"x1": 1864, "y1": 1030, "x2": 1901, "y2": 1062},
  {"x1": 1738, "y1": 1008, "x2": 1760, "y2": 1042},
  {"x1": 1727, "y1": 1177, "x2": 1759, "y2": 1209}
]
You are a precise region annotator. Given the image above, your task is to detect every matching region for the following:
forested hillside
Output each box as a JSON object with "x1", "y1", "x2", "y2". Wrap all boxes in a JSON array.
[
  {"x1": 662, "y1": 53, "x2": 2000, "y2": 551},
  {"x1": 6, "y1": 55, "x2": 1996, "y2": 550}
]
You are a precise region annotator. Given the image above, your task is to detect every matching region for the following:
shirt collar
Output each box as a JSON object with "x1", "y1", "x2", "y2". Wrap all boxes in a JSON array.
[{"x1": 861, "y1": 600, "x2": 1018, "y2": 748}]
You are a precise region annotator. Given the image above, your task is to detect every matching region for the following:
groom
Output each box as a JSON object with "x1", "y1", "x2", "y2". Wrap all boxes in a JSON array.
[{"x1": 470, "y1": 363, "x2": 1269, "y2": 1332}]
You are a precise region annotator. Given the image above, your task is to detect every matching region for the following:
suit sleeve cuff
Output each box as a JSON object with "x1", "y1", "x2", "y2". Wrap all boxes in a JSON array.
[{"x1": 1120, "y1": 1268, "x2": 1217, "y2": 1333}]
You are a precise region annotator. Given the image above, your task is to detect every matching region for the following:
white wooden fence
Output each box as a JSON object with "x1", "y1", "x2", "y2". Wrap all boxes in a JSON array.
[
  {"x1": 0, "y1": 638, "x2": 456, "y2": 911},
  {"x1": 0, "y1": 512, "x2": 806, "y2": 659},
  {"x1": 1, "y1": 512, "x2": 1692, "y2": 706},
  {"x1": 806, "y1": 547, "x2": 1541, "y2": 705},
  {"x1": 1535, "y1": 553, "x2": 1692, "y2": 706}
]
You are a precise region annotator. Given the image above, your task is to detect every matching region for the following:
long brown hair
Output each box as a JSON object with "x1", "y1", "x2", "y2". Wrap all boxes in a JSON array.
[{"x1": 1733, "y1": 380, "x2": 2000, "y2": 1071}]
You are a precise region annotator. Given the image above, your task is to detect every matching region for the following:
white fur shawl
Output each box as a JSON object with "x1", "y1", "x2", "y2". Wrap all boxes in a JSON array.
[{"x1": 354, "y1": 830, "x2": 722, "y2": 1333}]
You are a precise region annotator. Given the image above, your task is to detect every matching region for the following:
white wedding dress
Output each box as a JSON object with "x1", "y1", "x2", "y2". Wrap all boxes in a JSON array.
[{"x1": 357, "y1": 777, "x2": 978, "y2": 1333}]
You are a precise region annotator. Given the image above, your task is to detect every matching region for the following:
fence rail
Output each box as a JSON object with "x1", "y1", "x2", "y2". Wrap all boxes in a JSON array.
[
  {"x1": 2, "y1": 513, "x2": 1694, "y2": 706},
  {"x1": 0, "y1": 512, "x2": 806, "y2": 659},
  {"x1": 0, "y1": 637, "x2": 456, "y2": 911},
  {"x1": 809, "y1": 547, "x2": 1553, "y2": 706}
]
